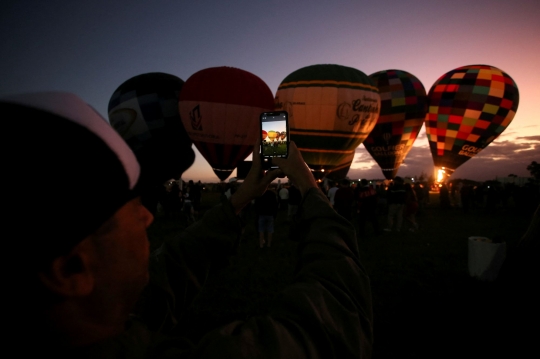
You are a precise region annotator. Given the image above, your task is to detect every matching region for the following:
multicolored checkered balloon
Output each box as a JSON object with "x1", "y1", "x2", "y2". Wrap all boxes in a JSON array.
[
  {"x1": 425, "y1": 65, "x2": 519, "y2": 174},
  {"x1": 364, "y1": 70, "x2": 427, "y2": 179}
]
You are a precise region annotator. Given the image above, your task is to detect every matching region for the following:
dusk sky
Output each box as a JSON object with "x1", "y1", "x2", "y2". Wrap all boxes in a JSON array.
[{"x1": 1, "y1": 0, "x2": 539, "y2": 182}]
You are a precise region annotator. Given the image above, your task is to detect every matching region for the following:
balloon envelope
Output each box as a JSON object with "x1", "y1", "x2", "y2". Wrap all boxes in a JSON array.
[
  {"x1": 267, "y1": 130, "x2": 278, "y2": 141},
  {"x1": 364, "y1": 70, "x2": 427, "y2": 179},
  {"x1": 326, "y1": 152, "x2": 354, "y2": 181},
  {"x1": 425, "y1": 65, "x2": 519, "y2": 176},
  {"x1": 275, "y1": 64, "x2": 380, "y2": 179},
  {"x1": 179, "y1": 67, "x2": 274, "y2": 181},
  {"x1": 108, "y1": 72, "x2": 195, "y2": 184}
]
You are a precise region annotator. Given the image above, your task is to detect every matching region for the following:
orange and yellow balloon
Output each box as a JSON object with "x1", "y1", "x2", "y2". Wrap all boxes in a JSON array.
[
  {"x1": 267, "y1": 130, "x2": 278, "y2": 142},
  {"x1": 275, "y1": 64, "x2": 380, "y2": 179}
]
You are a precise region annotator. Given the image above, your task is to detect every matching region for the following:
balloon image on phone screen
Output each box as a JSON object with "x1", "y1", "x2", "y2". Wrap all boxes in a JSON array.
[{"x1": 260, "y1": 111, "x2": 289, "y2": 164}]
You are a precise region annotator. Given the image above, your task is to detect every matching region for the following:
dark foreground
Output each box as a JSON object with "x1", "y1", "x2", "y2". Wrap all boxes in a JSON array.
[{"x1": 149, "y1": 191, "x2": 537, "y2": 358}]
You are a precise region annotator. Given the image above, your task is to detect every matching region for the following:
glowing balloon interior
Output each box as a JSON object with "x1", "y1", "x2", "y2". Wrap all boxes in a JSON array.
[
  {"x1": 275, "y1": 64, "x2": 380, "y2": 179},
  {"x1": 425, "y1": 65, "x2": 519, "y2": 178},
  {"x1": 179, "y1": 66, "x2": 274, "y2": 181},
  {"x1": 364, "y1": 69, "x2": 427, "y2": 179}
]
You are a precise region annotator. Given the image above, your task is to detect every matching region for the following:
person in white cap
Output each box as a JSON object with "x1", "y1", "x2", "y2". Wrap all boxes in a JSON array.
[{"x1": 6, "y1": 92, "x2": 373, "y2": 358}]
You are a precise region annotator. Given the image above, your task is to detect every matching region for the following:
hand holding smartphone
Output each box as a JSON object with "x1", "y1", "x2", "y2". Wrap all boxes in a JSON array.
[{"x1": 260, "y1": 111, "x2": 289, "y2": 169}]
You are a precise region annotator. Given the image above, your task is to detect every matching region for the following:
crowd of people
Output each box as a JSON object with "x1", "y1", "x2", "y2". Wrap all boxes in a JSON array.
[
  {"x1": 315, "y1": 175, "x2": 540, "y2": 238},
  {"x1": 159, "y1": 179, "x2": 204, "y2": 222},
  {"x1": 439, "y1": 180, "x2": 540, "y2": 214},
  {"x1": 317, "y1": 176, "x2": 425, "y2": 236}
]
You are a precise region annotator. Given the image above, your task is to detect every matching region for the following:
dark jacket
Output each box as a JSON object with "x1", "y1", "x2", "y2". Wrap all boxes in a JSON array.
[
  {"x1": 387, "y1": 183, "x2": 406, "y2": 205},
  {"x1": 355, "y1": 185, "x2": 378, "y2": 213},
  {"x1": 287, "y1": 185, "x2": 302, "y2": 206},
  {"x1": 254, "y1": 190, "x2": 279, "y2": 217},
  {"x1": 67, "y1": 188, "x2": 374, "y2": 358}
]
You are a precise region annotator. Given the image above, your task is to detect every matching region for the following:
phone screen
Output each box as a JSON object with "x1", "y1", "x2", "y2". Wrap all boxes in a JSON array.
[{"x1": 260, "y1": 111, "x2": 289, "y2": 159}]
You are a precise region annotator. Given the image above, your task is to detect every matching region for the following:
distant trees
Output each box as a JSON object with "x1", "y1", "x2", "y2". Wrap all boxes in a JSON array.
[{"x1": 526, "y1": 161, "x2": 540, "y2": 181}]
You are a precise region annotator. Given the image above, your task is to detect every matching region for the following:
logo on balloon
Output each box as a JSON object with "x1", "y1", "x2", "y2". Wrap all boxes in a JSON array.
[
  {"x1": 109, "y1": 108, "x2": 137, "y2": 137},
  {"x1": 336, "y1": 102, "x2": 351, "y2": 120},
  {"x1": 458, "y1": 145, "x2": 482, "y2": 157},
  {"x1": 337, "y1": 99, "x2": 379, "y2": 126},
  {"x1": 370, "y1": 144, "x2": 405, "y2": 156},
  {"x1": 189, "y1": 105, "x2": 203, "y2": 131},
  {"x1": 383, "y1": 132, "x2": 392, "y2": 145}
]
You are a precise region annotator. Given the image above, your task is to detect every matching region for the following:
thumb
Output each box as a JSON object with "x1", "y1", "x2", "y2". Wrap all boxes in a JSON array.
[{"x1": 262, "y1": 168, "x2": 284, "y2": 186}]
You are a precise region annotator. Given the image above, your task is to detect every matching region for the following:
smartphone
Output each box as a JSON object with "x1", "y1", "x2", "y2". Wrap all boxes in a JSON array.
[{"x1": 260, "y1": 111, "x2": 289, "y2": 168}]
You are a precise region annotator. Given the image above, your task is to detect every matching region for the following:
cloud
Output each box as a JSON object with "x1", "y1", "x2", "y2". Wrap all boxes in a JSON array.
[
  {"x1": 515, "y1": 135, "x2": 540, "y2": 142},
  {"x1": 346, "y1": 137, "x2": 537, "y2": 182}
]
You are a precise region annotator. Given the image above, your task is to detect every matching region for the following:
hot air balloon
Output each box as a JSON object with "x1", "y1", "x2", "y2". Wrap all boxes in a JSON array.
[
  {"x1": 179, "y1": 66, "x2": 274, "y2": 181},
  {"x1": 262, "y1": 130, "x2": 268, "y2": 141},
  {"x1": 326, "y1": 152, "x2": 355, "y2": 181},
  {"x1": 108, "y1": 72, "x2": 195, "y2": 185},
  {"x1": 267, "y1": 130, "x2": 278, "y2": 142},
  {"x1": 425, "y1": 65, "x2": 519, "y2": 181},
  {"x1": 363, "y1": 70, "x2": 427, "y2": 179},
  {"x1": 275, "y1": 64, "x2": 380, "y2": 179}
]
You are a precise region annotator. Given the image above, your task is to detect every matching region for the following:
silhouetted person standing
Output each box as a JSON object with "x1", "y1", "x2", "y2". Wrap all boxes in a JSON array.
[
  {"x1": 355, "y1": 179, "x2": 381, "y2": 237},
  {"x1": 327, "y1": 181, "x2": 339, "y2": 207},
  {"x1": 255, "y1": 189, "x2": 279, "y2": 248},
  {"x1": 385, "y1": 176, "x2": 406, "y2": 232},
  {"x1": 334, "y1": 179, "x2": 355, "y2": 220},
  {"x1": 403, "y1": 183, "x2": 419, "y2": 232},
  {"x1": 440, "y1": 184, "x2": 451, "y2": 209},
  {"x1": 287, "y1": 183, "x2": 302, "y2": 222}
]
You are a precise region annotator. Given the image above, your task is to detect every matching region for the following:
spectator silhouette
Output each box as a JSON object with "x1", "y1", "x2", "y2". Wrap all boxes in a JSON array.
[
  {"x1": 327, "y1": 181, "x2": 339, "y2": 207},
  {"x1": 278, "y1": 185, "x2": 289, "y2": 211},
  {"x1": 254, "y1": 189, "x2": 279, "y2": 248},
  {"x1": 439, "y1": 183, "x2": 451, "y2": 209},
  {"x1": 287, "y1": 182, "x2": 302, "y2": 222},
  {"x1": 355, "y1": 179, "x2": 381, "y2": 238},
  {"x1": 334, "y1": 179, "x2": 355, "y2": 220},
  {"x1": 385, "y1": 176, "x2": 406, "y2": 232},
  {"x1": 403, "y1": 183, "x2": 419, "y2": 232}
]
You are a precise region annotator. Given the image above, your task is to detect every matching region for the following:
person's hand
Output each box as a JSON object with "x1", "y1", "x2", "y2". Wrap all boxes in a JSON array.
[
  {"x1": 230, "y1": 138, "x2": 283, "y2": 214},
  {"x1": 272, "y1": 141, "x2": 318, "y2": 197}
]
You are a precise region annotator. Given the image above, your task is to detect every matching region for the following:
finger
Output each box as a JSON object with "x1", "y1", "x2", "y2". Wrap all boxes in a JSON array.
[
  {"x1": 262, "y1": 168, "x2": 283, "y2": 185},
  {"x1": 252, "y1": 138, "x2": 262, "y2": 167},
  {"x1": 288, "y1": 141, "x2": 298, "y2": 153},
  {"x1": 271, "y1": 157, "x2": 284, "y2": 167}
]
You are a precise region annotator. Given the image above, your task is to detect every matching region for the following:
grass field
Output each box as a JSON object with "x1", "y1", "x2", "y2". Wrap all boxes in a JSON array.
[
  {"x1": 148, "y1": 189, "x2": 537, "y2": 358},
  {"x1": 262, "y1": 142, "x2": 287, "y2": 156}
]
